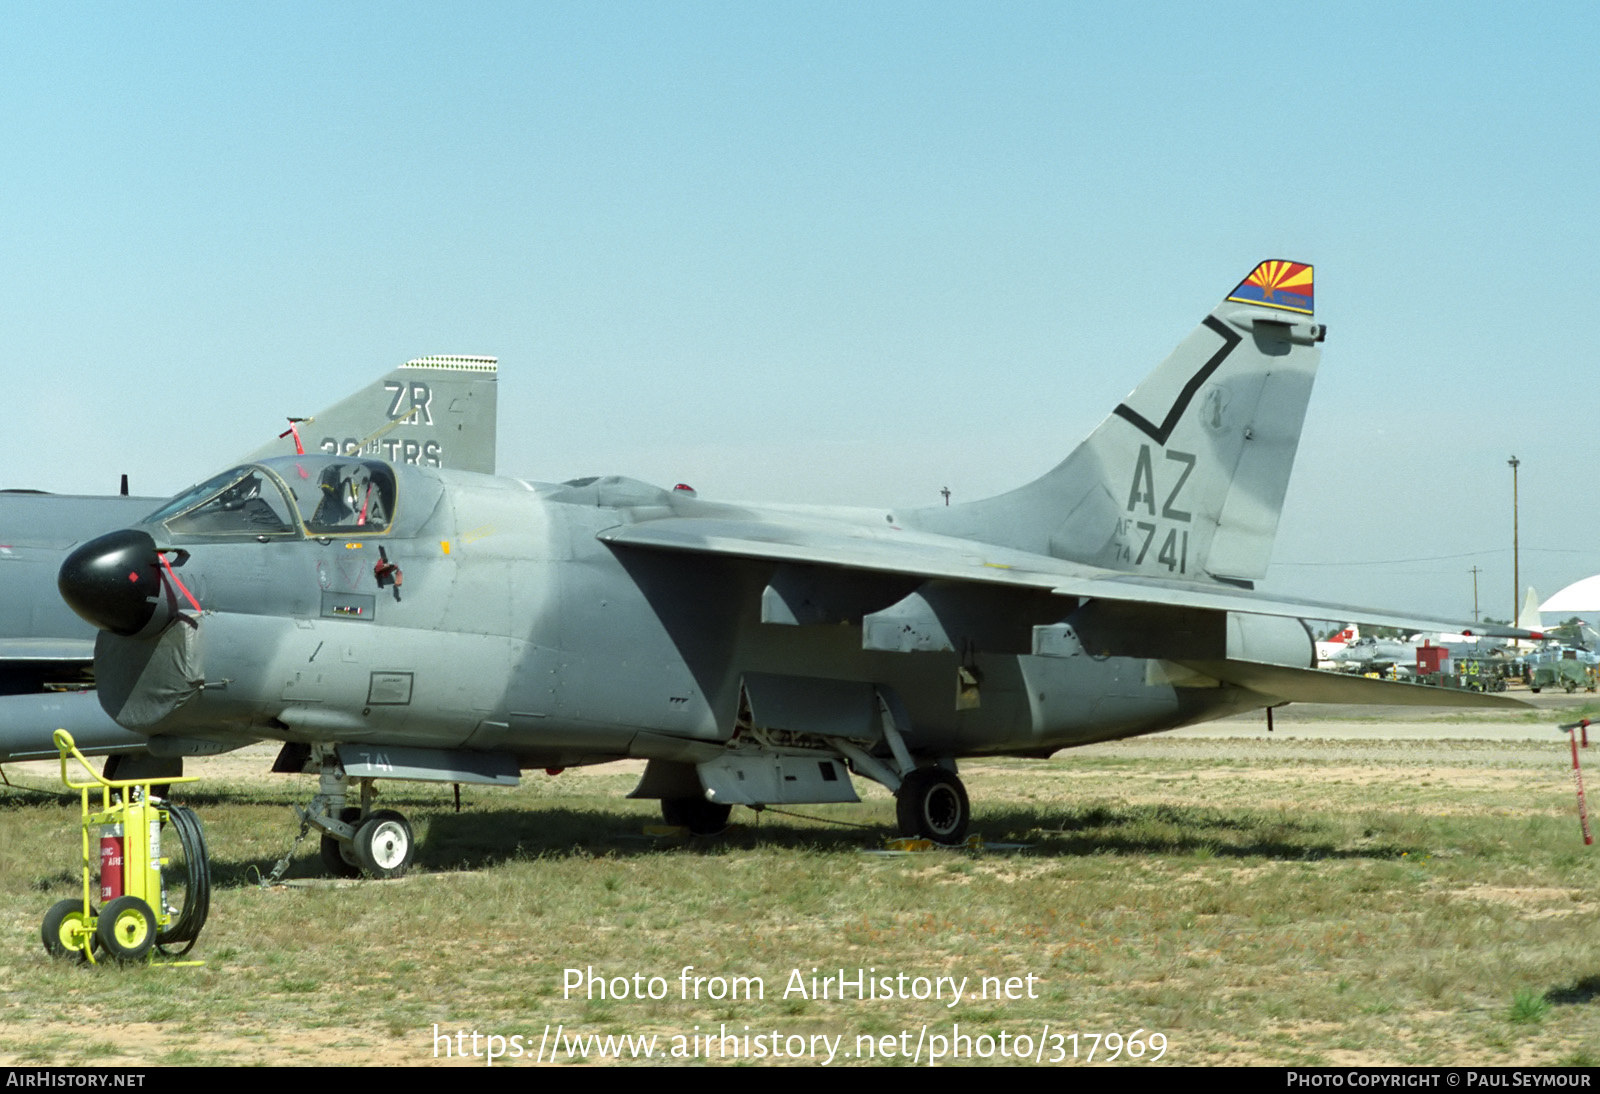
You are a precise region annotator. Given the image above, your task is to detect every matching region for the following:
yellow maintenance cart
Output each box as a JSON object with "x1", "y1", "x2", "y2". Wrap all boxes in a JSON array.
[{"x1": 40, "y1": 729, "x2": 212, "y2": 965}]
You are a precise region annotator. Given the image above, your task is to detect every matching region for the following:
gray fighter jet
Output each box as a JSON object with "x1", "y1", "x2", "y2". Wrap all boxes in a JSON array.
[
  {"x1": 56, "y1": 263, "x2": 1525, "y2": 878},
  {"x1": 1, "y1": 356, "x2": 498, "y2": 773}
]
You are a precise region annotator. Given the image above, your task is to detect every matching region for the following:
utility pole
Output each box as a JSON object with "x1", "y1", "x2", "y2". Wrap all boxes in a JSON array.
[
  {"x1": 1470, "y1": 565, "x2": 1481, "y2": 623},
  {"x1": 1508, "y1": 455, "x2": 1521, "y2": 625}
]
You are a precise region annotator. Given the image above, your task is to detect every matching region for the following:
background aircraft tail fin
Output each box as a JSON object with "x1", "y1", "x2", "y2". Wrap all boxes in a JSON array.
[
  {"x1": 236, "y1": 355, "x2": 499, "y2": 473},
  {"x1": 916, "y1": 262, "x2": 1323, "y2": 582},
  {"x1": 1518, "y1": 586, "x2": 1543, "y2": 634}
]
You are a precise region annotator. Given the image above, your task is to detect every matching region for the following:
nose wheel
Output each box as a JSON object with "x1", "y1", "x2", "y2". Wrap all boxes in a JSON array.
[
  {"x1": 312, "y1": 807, "x2": 415, "y2": 880},
  {"x1": 352, "y1": 810, "x2": 415, "y2": 879},
  {"x1": 296, "y1": 755, "x2": 418, "y2": 881}
]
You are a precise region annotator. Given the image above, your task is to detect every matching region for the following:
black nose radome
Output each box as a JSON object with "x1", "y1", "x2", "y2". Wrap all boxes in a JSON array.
[{"x1": 58, "y1": 529, "x2": 168, "y2": 636}]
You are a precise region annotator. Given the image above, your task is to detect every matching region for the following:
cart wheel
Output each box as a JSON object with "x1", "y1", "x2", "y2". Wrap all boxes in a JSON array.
[
  {"x1": 319, "y1": 806, "x2": 363, "y2": 878},
  {"x1": 353, "y1": 810, "x2": 414, "y2": 879},
  {"x1": 97, "y1": 896, "x2": 156, "y2": 962},
  {"x1": 41, "y1": 900, "x2": 95, "y2": 961}
]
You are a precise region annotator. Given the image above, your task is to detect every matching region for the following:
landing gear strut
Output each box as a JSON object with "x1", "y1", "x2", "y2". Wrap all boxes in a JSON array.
[
  {"x1": 299, "y1": 749, "x2": 416, "y2": 880},
  {"x1": 319, "y1": 807, "x2": 363, "y2": 878},
  {"x1": 306, "y1": 798, "x2": 416, "y2": 880},
  {"x1": 895, "y1": 767, "x2": 970, "y2": 844}
]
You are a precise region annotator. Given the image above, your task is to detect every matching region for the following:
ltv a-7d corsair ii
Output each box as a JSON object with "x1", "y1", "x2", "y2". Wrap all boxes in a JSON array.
[{"x1": 57, "y1": 263, "x2": 1525, "y2": 878}]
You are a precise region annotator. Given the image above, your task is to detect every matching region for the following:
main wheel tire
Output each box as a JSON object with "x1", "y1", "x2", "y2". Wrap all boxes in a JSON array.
[
  {"x1": 319, "y1": 806, "x2": 364, "y2": 879},
  {"x1": 41, "y1": 899, "x2": 95, "y2": 961},
  {"x1": 97, "y1": 896, "x2": 156, "y2": 963},
  {"x1": 661, "y1": 797, "x2": 732, "y2": 836},
  {"x1": 353, "y1": 810, "x2": 415, "y2": 879},
  {"x1": 895, "y1": 767, "x2": 970, "y2": 845}
]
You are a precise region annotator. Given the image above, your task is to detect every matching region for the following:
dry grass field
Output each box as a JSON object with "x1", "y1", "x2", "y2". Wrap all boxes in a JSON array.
[{"x1": 2, "y1": 698, "x2": 1597, "y2": 1067}]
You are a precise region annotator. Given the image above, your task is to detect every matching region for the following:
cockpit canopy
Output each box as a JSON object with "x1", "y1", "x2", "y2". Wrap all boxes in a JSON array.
[{"x1": 144, "y1": 456, "x2": 399, "y2": 539}]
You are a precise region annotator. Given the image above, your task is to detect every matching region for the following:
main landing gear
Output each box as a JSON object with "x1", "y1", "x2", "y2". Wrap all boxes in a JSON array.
[
  {"x1": 653, "y1": 770, "x2": 968, "y2": 844},
  {"x1": 836, "y1": 710, "x2": 972, "y2": 844},
  {"x1": 895, "y1": 766, "x2": 971, "y2": 844},
  {"x1": 634, "y1": 686, "x2": 976, "y2": 847},
  {"x1": 655, "y1": 763, "x2": 971, "y2": 843},
  {"x1": 867, "y1": 695, "x2": 971, "y2": 844},
  {"x1": 660, "y1": 797, "x2": 733, "y2": 836}
]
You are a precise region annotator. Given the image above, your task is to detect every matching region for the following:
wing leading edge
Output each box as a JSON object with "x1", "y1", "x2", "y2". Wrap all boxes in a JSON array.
[{"x1": 598, "y1": 516, "x2": 1528, "y2": 641}]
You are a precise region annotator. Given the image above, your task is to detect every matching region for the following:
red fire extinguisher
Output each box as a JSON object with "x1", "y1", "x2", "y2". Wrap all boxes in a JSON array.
[{"x1": 99, "y1": 822, "x2": 124, "y2": 902}]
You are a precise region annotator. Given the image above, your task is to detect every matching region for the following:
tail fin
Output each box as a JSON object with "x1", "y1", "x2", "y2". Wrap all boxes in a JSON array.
[
  {"x1": 916, "y1": 261, "x2": 1323, "y2": 582},
  {"x1": 1518, "y1": 586, "x2": 1543, "y2": 633},
  {"x1": 236, "y1": 355, "x2": 499, "y2": 473}
]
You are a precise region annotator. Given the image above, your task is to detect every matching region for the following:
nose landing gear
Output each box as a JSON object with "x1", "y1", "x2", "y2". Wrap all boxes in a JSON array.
[
  {"x1": 295, "y1": 752, "x2": 416, "y2": 880},
  {"x1": 352, "y1": 810, "x2": 415, "y2": 879}
]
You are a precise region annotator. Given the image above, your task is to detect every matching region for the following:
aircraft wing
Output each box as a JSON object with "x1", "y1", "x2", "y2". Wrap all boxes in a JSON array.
[
  {"x1": 599, "y1": 516, "x2": 1529, "y2": 640},
  {"x1": 0, "y1": 637, "x2": 95, "y2": 662},
  {"x1": 1174, "y1": 659, "x2": 1528, "y2": 708}
]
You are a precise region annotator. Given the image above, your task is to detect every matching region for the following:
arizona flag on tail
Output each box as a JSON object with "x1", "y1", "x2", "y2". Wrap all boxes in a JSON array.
[{"x1": 1226, "y1": 260, "x2": 1314, "y2": 315}]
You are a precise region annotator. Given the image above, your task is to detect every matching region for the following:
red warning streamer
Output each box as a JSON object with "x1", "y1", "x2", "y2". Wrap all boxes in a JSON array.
[
  {"x1": 159, "y1": 551, "x2": 202, "y2": 614},
  {"x1": 277, "y1": 419, "x2": 306, "y2": 456}
]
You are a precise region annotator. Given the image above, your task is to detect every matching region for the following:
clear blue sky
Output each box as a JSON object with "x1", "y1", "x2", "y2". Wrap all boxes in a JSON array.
[{"x1": 3, "y1": 2, "x2": 1596, "y2": 621}]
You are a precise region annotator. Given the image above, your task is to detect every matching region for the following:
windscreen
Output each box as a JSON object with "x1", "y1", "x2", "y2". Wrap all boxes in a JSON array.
[
  {"x1": 143, "y1": 457, "x2": 398, "y2": 538},
  {"x1": 144, "y1": 466, "x2": 297, "y2": 537}
]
